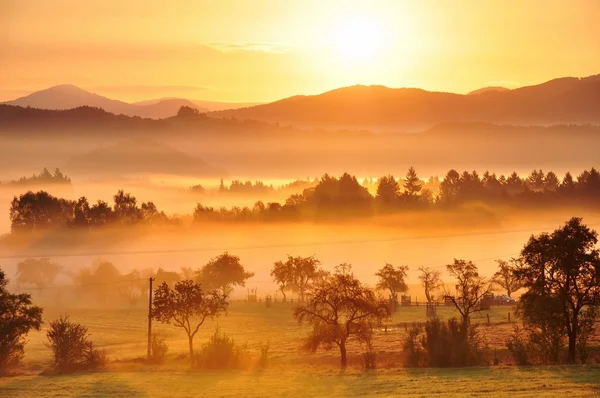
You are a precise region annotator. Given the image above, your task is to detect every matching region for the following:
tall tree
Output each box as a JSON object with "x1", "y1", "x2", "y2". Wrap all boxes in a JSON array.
[
  {"x1": 280, "y1": 255, "x2": 323, "y2": 302},
  {"x1": 0, "y1": 268, "x2": 43, "y2": 373},
  {"x1": 515, "y1": 217, "x2": 600, "y2": 363},
  {"x1": 294, "y1": 265, "x2": 389, "y2": 369},
  {"x1": 270, "y1": 260, "x2": 294, "y2": 302},
  {"x1": 403, "y1": 167, "x2": 422, "y2": 198},
  {"x1": 113, "y1": 190, "x2": 142, "y2": 224},
  {"x1": 445, "y1": 259, "x2": 492, "y2": 329},
  {"x1": 375, "y1": 263, "x2": 409, "y2": 301},
  {"x1": 492, "y1": 259, "x2": 521, "y2": 298},
  {"x1": 152, "y1": 280, "x2": 228, "y2": 358}
]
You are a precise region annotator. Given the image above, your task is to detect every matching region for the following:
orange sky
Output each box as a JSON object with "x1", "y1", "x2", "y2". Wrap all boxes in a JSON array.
[{"x1": 1, "y1": 0, "x2": 599, "y2": 102}]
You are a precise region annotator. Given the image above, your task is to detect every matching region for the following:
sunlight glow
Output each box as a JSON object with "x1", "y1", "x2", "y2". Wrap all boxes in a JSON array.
[{"x1": 334, "y1": 16, "x2": 385, "y2": 62}]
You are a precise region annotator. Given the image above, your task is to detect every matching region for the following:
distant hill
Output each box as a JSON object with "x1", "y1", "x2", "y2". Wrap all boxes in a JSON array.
[
  {"x1": 211, "y1": 74, "x2": 600, "y2": 127},
  {"x1": 467, "y1": 86, "x2": 510, "y2": 95},
  {"x1": 2, "y1": 85, "x2": 258, "y2": 119},
  {"x1": 66, "y1": 138, "x2": 227, "y2": 178}
]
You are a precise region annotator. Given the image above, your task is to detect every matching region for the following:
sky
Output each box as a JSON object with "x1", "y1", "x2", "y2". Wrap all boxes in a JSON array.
[{"x1": 1, "y1": 0, "x2": 600, "y2": 102}]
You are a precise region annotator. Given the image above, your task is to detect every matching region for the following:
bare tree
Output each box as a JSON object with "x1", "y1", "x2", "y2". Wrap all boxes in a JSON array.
[
  {"x1": 294, "y1": 264, "x2": 390, "y2": 369},
  {"x1": 375, "y1": 263, "x2": 409, "y2": 301},
  {"x1": 492, "y1": 259, "x2": 521, "y2": 298},
  {"x1": 418, "y1": 266, "x2": 442, "y2": 303},
  {"x1": 152, "y1": 280, "x2": 228, "y2": 358},
  {"x1": 445, "y1": 259, "x2": 492, "y2": 329}
]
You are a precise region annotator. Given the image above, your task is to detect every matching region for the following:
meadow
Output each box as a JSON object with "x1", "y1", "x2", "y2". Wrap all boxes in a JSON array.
[{"x1": 2, "y1": 302, "x2": 600, "y2": 397}]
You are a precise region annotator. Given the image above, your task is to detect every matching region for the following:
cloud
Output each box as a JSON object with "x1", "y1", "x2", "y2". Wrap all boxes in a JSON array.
[{"x1": 207, "y1": 41, "x2": 293, "y2": 54}]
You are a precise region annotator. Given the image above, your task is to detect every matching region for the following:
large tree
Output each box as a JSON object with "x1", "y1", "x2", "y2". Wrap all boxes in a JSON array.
[
  {"x1": 403, "y1": 167, "x2": 422, "y2": 199},
  {"x1": 270, "y1": 260, "x2": 294, "y2": 302},
  {"x1": 375, "y1": 175, "x2": 400, "y2": 207},
  {"x1": 195, "y1": 253, "x2": 254, "y2": 295},
  {"x1": 0, "y1": 268, "x2": 43, "y2": 373},
  {"x1": 445, "y1": 259, "x2": 492, "y2": 329},
  {"x1": 515, "y1": 217, "x2": 600, "y2": 363},
  {"x1": 152, "y1": 280, "x2": 228, "y2": 358},
  {"x1": 294, "y1": 265, "x2": 389, "y2": 369},
  {"x1": 492, "y1": 259, "x2": 521, "y2": 298},
  {"x1": 375, "y1": 263, "x2": 409, "y2": 301}
]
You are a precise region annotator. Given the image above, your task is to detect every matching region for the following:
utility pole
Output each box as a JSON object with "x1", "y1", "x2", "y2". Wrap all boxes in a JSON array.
[{"x1": 147, "y1": 277, "x2": 155, "y2": 359}]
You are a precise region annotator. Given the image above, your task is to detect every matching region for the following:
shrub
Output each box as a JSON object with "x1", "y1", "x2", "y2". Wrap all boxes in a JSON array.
[
  {"x1": 46, "y1": 316, "x2": 106, "y2": 372},
  {"x1": 401, "y1": 324, "x2": 423, "y2": 367},
  {"x1": 419, "y1": 318, "x2": 483, "y2": 367},
  {"x1": 258, "y1": 341, "x2": 270, "y2": 369},
  {"x1": 506, "y1": 326, "x2": 530, "y2": 365},
  {"x1": 362, "y1": 343, "x2": 377, "y2": 370},
  {"x1": 193, "y1": 327, "x2": 248, "y2": 370},
  {"x1": 149, "y1": 334, "x2": 169, "y2": 365}
]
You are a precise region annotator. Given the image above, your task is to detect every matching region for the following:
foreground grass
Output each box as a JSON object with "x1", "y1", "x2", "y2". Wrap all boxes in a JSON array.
[{"x1": 1, "y1": 366, "x2": 600, "y2": 397}]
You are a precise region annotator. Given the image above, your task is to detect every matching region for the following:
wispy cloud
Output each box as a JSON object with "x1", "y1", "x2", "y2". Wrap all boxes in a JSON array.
[{"x1": 208, "y1": 41, "x2": 292, "y2": 54}]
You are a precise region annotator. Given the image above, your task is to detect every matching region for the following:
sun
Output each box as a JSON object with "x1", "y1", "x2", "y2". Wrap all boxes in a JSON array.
[{"x1": 334, "y1": 16, "x2": 384, "y2": 62}]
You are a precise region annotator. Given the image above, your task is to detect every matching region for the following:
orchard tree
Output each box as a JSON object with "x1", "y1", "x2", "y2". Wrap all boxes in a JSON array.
[
  {"x1": 445, "y1": 259, "x2": 492, "y2": 330},
  {"x1": 515, "y1": 217, "x2": 600, "y2": 363},
  {"x1": 0, "y1": 269, "x2": 43, "y2": 373},
  {"x1": 152, "y1": 280, "x2": 228, "y2": 358},
  {"x1": 196, "y1": 253, "x2": 254, "y2": 295},
  {"x1": 375, "y1": 263, "x2": 408, "y2": 301},
  {"x1": 294, "y1": 264, "x2": 390, "y2": 369},
  {"x1": 492, "y1": 259, "x2": 521, "y2": 298},
  {"x1": 418, "y1": 266, "x2": 442, "y2": 303}
]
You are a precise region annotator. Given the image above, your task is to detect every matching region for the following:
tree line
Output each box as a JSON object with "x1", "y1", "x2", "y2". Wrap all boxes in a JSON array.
[
  {"x1": 1, "y1": 217, "x2": 599, "y2": 372},
  {"x1": 1, "y1": 168, "x2": 71, "y2": 186},
  {"x1": 8, "y1": 167, "x2": 600, "y2": 231}
]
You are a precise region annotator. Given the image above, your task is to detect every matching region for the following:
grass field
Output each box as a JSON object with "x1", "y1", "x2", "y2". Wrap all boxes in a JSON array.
[{"x1": 2, "y1": 302, "x2": 600, "y2": 397}]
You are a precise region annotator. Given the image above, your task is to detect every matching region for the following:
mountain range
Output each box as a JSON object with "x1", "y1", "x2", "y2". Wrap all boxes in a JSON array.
[
  {"x1": 2, "y1": 85, "x2": 261, "y2": 119},
  {"x1": 210, "y1": 74, "x2": 600, "y2": 127}
]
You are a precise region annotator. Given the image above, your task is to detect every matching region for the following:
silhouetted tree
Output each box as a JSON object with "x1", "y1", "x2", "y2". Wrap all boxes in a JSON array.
[
  {"x1": 445, "y1": 259, "x2": 492, "y2": 330},
  {"x1": 376, "y1": 175, "x2": 400, "y2": 207},
  {"x1": 270, "y1": 260, "x2": 294, "y2": 302},
  {"x1": 293, "y1": 265, "x2": 389, "y2": 369},
  {"x1": 274, "y1": 255, "x2": 324, "y2": 302},
  {"x1": 403, "y1": 167, "x2": 422, "y2": 200},
  {"x1": 375, "y1": 263, "x2": 409, "y2": 301},
  {"x1": 492, "y1": 259, "x2": 521, "y2": 298},
  {"x1": 515, "y1": 217, "x2": 600, "y2": 363},
  {"x1": 152, "y1": 280, "x2": 228, "y2": 358},
  {"x1": 418, "y1": 266, "x2": 442, "y2": 303},
  {"x1": 113, "y1": 190, "x2": 142, "y2": 224}
]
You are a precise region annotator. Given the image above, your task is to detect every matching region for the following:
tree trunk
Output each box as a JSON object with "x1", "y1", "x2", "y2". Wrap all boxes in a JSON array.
[
  {"x1": 568, "y1": 314, "x2": 578, "y2": 363},
  {"x1": 340, "y1": 341, "x2": 347, "y2": 369},
  {"x1": 281, "y1": 289, "x2": 287, "y2": 303},
  {"x1": 188, "y1": 335, "x2": 194, "y2": 359}
]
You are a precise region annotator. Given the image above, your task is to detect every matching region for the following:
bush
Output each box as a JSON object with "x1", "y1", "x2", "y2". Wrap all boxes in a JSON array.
[
  {"x1": 193, "y1": 328, "x2": 248, "y2": 370},
  {"x1": 46, "y1": 316, "x2": 106, "y2": 372},
  {"x1": 362, "y1": 343, "x2": 377, "y2": 370},
  {"x1": 0, "y1": 335, "x2": 24, "y2": 374},
  {"x1": 258, "y1": 341, "x2": 270, "y2": 369},
  {"x1": 401, "y1": 324, "x2": 423, "y2": 367},
  {"x1": 149, "y1": 334, "x2": 169, "y2": 364},
  {"x1": 506, "y1": 326, "x2": 530, "y2": 365},
  {"x1": 409, "y1": 318, "x2": 484, "y2": 367}
]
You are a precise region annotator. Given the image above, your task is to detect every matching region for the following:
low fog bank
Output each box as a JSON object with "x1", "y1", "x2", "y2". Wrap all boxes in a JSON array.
[{"x1": 2, "y1": 207, "x2": 598, "y2": 307}]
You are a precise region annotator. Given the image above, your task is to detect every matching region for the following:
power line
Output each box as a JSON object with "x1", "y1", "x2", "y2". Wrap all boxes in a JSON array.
[{"x1": 2, "y1": 221, "x2": 598, "y2": 260}]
